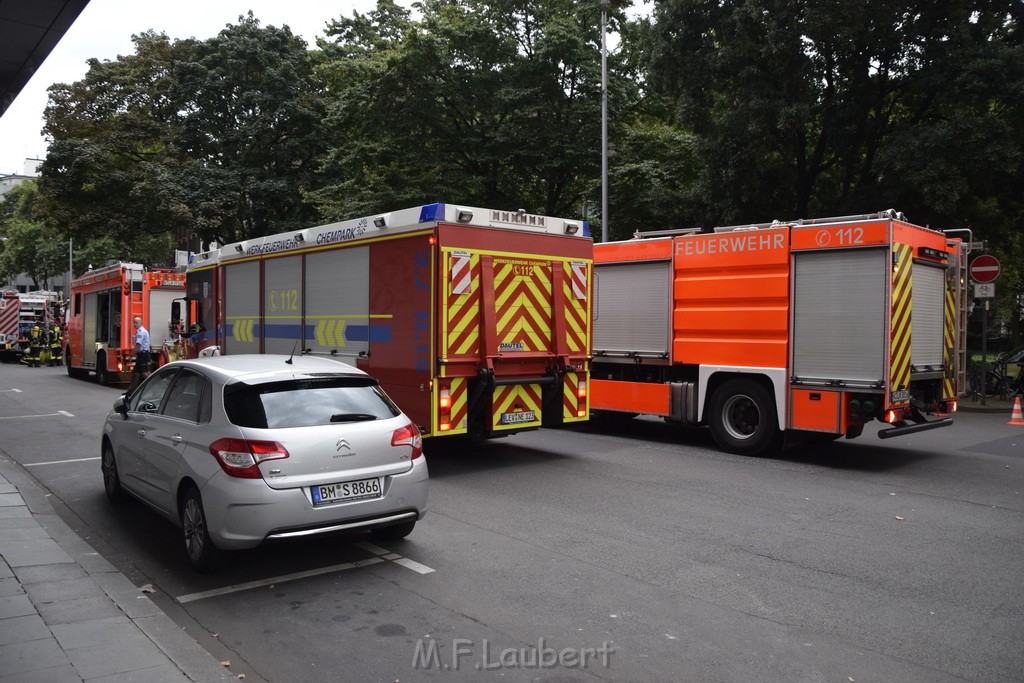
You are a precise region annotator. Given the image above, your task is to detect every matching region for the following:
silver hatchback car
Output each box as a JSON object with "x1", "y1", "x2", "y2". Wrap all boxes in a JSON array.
[{"x1": 101, "y1": 355, "x2": 428, "y2": 571}]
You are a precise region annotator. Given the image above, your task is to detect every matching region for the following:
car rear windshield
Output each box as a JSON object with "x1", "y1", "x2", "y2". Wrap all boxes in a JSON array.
[{"x1": 224, "y1": 377, "x2": 401, "y2": 428}]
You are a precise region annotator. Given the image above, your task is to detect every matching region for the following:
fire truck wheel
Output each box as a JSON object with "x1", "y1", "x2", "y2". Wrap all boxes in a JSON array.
[
  {"x1": 708, "y1": 378, "x2": 782, "y2": 457},
  {"x1": 96, "y1": 353, "x2": 109, "y2": 385},
  {"x1": 101, "y1": 442, "x2": 125, "y2": 503}
]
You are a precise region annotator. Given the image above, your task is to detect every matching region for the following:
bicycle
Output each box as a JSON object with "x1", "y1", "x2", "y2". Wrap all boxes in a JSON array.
[{"x1": 969, "y1": 346, "x2": 1024, "y2": 400}]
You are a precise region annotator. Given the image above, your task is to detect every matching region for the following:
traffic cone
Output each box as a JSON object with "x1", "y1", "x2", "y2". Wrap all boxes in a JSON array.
[{"x1": 1009, "y1": 397, "x2": 1024, "y2": 426}]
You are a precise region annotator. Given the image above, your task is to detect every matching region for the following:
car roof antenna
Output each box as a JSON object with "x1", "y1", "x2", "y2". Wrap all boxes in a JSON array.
[{"x1": 286, "y1": 331, "x2": 301, "y2": 365}]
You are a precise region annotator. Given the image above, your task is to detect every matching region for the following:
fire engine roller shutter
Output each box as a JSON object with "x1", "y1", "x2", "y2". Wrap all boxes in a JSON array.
[
  {"x1": 147, "y1": 289, "x2": 179, "y2": 351},
  {"x1": 224, "y1": 261, "x2": 260, "y2": 354},
  {"x1": 593, "y1": 260, "x2": 671, "y2": 356},
  {"x1": 263, "y1": 255, "x2": 303, "y2": 354},
  {"x1": 83, "y1": 292, "x2": 98, "y2": 366},
  {"x1": 304, "y1": 247, "x2": 369, "y2": 361},
  {"x1": 792, "y1": 249, "x2": 886, "y2": 383},
  {"x1": 911, "y1": 263, "x2": 944, "y2": 368}
]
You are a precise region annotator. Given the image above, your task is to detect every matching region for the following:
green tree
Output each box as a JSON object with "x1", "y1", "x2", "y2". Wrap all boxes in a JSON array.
[
  {"x1": 172, "y1": 13, "x2": 325, "y2": 244},
  {"x1": 309, "y1": 0, "x2": 633, "y2": 222}
]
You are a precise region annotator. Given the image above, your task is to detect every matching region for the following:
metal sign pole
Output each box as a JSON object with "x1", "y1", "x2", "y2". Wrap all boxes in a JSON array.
[{"x1": 982, "y1": 300, "x2": 988, "y2": 406}]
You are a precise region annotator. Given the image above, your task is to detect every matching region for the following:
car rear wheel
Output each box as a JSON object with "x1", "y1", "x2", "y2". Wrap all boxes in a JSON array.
[
  {"x1": 101, "y1": 443, "x2": 125, "y2": 503},
  {"x1": 181, "y1": 487, "x2": 223, "y2": 572},
  {"x1": 371, "y1": 520, "x2": 416, "y2": 541}
]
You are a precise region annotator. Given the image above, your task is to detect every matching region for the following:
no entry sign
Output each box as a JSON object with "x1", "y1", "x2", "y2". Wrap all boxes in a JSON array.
[{"x1": 970, "y1": 254, "x2": 1001, "y2": 283}]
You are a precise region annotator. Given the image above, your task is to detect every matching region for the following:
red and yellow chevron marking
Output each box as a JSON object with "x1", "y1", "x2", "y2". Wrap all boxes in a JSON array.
[
  {"x1": 943, "y1": 278, "x2": 957, "y2": 400},
  {"x1": 562, "y1": 261, "x2": 590, "y2": 354},
  {"x1": 494, "y1": 259, "x2": 552, "y2": 353},
  {"x1": 435, "y1": 377, "x2": 469, "y2": 435},
  {"x1": 492, "y1": 383, "x2": 543, "y2": 431},
  {"x1": 444, "y1": 250, "x2": 481, "y2": 358},
  {"x1": 562, "y1": 370, "x2": 589, "y2": 422},
  {"x1": 890, "y1": 243, "x2": 913, "y2": 406}
]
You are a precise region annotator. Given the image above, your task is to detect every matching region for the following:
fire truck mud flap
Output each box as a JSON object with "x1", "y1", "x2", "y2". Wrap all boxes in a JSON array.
[{"x1": 877, "y1": 415, "x2": 954, "y2": 439}]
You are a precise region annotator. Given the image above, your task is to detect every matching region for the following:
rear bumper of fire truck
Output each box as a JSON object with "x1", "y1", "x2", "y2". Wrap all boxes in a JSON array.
[{"x1": 877, "y1": 414, "x2": 954, "y2": 439}]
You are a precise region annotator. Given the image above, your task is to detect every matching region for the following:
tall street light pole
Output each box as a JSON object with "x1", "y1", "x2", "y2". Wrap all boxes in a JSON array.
[{"x1": 600, "y1": 0, "x2": 610, "y2": 243}]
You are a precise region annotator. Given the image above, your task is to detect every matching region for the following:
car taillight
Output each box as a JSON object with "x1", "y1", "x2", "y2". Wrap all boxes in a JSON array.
[
  {"x1": 209, "y1": 438, "x2": 289, "y2": 479},
  {"x1": 391, "y1": 422, "x2": 423, "y2": 460}
]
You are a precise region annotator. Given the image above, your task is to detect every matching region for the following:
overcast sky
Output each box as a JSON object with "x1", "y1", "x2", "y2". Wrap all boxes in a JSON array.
[{"x1": 0, "y1": 0, "x2": 382, "y2": 175}]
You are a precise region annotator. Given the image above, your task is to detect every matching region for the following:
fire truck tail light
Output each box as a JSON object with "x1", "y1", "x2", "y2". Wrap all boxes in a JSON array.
[
  {"x1": 884, "y1": 410, "x2": 900, "y2": 424},
  {"x1": 439, "y1": 388, "x2": 451, "y2": 409},
  {"x1": 577, "y1": 381, "x2": 587, "y2": 399},
  {"x1": 949, "y1": 400, "x2": 958, "y2": 413}
]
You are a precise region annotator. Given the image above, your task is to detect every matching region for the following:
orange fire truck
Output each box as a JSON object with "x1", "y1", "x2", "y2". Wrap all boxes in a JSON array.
[
  {"x1": 66, "y1": 263, "x2": 186, "y2": 384},
  {"x1": 591, "y1": 210, "x2": 967, "y2": 456},
  {"x1": 177, "y1": 203, "x2": 593, "y2": 438}
]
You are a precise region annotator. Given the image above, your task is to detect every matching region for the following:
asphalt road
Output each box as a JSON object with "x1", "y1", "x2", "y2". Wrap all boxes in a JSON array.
[{"x1": 1, "y1": 362, "x2": 1021, "y2": 682}]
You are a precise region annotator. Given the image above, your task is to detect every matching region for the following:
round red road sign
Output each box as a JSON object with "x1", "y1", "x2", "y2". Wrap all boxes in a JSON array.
[{"x1": 970, "y1": 254, "x2": 1001, "y2": 283}]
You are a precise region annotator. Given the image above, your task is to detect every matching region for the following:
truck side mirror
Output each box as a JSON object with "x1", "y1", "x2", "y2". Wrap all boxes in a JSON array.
[{"x1": 171, "y1": 300, "x2": 181, "y2": 324}]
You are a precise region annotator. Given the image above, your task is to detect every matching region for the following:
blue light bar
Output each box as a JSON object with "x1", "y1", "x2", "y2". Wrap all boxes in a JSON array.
[
  {"x1": 419, "y1": 203, "x2": 446, "y2": 222},
  {"x1": 582, "y1": 221, "x2": 591, "y2": 238}
]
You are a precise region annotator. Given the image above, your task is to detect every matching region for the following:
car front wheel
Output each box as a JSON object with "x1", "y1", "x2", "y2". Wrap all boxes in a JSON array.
[{"x1": 180, "y1": 487, "x2": 223, "y2": 572}]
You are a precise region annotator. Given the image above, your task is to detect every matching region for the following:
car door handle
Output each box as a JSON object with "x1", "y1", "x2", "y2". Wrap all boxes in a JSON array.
[
  {"x1": 137, "y1": 429, "x2": 147, "y2": 438},
  {"x1": 171, "y1": 434, "x2": 183, "y2": 444}
]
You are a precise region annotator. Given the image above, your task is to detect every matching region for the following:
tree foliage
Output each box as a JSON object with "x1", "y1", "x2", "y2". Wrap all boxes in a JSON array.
[{"x1": 308, "y1": 0, "x2": 634, "y2": 221}]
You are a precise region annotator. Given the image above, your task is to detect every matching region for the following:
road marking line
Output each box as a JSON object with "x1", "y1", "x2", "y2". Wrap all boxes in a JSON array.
[
  {"x1": 355, "y1": 541, "x2": 391, "y2": 556},
  {"x1": 176, "y1": 557, "x2": 385, "y2": 604},
  {"x1": 58, "y1": 410, "x2": 74, "y2": 417},
  {"x1": 0, "y1": 388, "x2": 22, "y2": 393},
  {"x1": 0, "y1": 412, "x2": 73, "y2": 420},
  {"x1": 355, "y1": 540, "x2": 435, "y2": 574},
  {"x1": 24, "y1": 457, "x2": 100, "y2": 467},
  {"x1": 392, "y1": 558, "x2": 435, "y2": 575}
]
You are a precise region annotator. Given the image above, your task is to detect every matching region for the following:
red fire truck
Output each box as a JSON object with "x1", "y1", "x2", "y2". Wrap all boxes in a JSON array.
[
  {"x1": 176, "y1": 203, "x2": 593, "y2": 439},
  {"x1": 66, "y1": 263, "x2": 186, "y2": 384},
  {"x1": 0, "y1": 290, "x2": 62, "y2": 363},
  {"x1": 590, "y1": 210, "x2": 967, "y2": 456}
]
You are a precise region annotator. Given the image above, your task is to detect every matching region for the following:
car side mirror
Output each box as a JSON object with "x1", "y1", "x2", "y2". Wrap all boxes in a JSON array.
[{"x1": 113, "y1": 396, "x2": 129, "y2": 419}]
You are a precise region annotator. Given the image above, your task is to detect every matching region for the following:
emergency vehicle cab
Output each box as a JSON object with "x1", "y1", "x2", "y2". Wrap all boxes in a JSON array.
[{"x1": 66, "y1": 263, "x2": 185, "y2": 384}]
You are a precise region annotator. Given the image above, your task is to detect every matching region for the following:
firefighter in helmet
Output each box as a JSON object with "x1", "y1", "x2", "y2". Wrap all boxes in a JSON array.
[
  {"x1": 26, "y1": 323, "x2": 43, "y2": 367},
  {"x1": 48, "y1": 324, "x2": 63, "y2": 366}
]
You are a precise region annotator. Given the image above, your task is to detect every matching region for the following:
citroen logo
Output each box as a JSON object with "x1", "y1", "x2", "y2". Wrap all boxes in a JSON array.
[{"x1": 336, "y1": 439, "x2": 351, "y2": 452}]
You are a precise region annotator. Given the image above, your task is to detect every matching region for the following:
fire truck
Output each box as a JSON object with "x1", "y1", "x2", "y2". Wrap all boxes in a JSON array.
[
  {"x1": 591, "y1": 210, "x2": 967, "y2": 456},
  {"x1": 65, "y1": 263, "x2": 186, "y2": 384},
  {"x1": 177, "y1": 203, "x2": 593, "y2": 438},
  {"x1": 0, "y1": 290, "x2": 62, "y2": 363}
]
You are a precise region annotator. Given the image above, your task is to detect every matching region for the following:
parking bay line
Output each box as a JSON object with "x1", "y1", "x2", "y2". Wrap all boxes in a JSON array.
[
  {"x1": 176, "y1": 546, "x2": 436, "y2": 603},
  {"x1": 0, "y1": 410, "x2": 75, "y2": 420},
  {"x1": 25, "y1": 457, "x2": 100, "y2": 467},
  {"x1": 356, "y1": 541, "x2": 436, "y2": 575}
]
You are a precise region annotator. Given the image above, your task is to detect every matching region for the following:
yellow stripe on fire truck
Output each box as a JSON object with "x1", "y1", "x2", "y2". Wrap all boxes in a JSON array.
[
  {"x1": 890, "y1": 243, "x2": 913, "y2": 405},
  {"x1": 444, "y1": 250, "x2": 481, "y2": 358},
  {"x1": 563, "y1": 261, "x2": 589, "y2": 354},
  {"x1": 493, "y1": 259, "x2": 552, "y2": 353},
  {"x1": 943, "y1": 278, "x2": 957, "y2": 400},
  {"x1": 492, "y1": 383, "x2": 543, "y2": 431}
]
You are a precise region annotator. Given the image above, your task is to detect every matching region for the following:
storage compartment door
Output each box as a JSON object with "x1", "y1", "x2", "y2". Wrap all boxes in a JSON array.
[
  {"x1": 224, "y1": 261, "x2": 260, "y2": 355},
  {"x1": 146, "y1": 289, "x2": 179, "y2": 351},
  {"x1": 83, "y1": 292, "x2": 98, "y2": 366},
  {"x1": 594, "y1": 261, "x2": 671, "y2": 356},
  {"x1": 263, "y1": 255, "x2": 303, "y2": 354},
  {"x1": 911, "y1": 263, "x2": 944, "y2": 369},
  {"x1": 792, "y1": 249, "x2": 886, "y2": 384},
  {"x1": 304, "y1": 247, "x2": 369, "y2": 363}
]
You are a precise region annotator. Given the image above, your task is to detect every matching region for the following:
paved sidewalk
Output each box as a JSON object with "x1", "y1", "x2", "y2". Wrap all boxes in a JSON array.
[
  {"x1": 957, "y1": 395, "x2": 1021, "y2": 414},
  {"x1": 0, "y1": 462, "x2": 231, "y2": 682}
]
